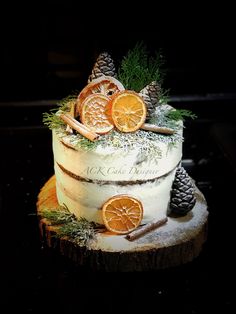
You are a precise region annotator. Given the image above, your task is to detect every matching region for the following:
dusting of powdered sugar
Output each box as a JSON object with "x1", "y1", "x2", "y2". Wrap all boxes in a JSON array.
[{"x1": 90, "y1": 187, "x2": 208, "y2": 252}]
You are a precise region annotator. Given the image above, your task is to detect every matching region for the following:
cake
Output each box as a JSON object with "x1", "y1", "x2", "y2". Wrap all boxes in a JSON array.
[
  {"x1": 43, "y1": 47, "x2": 197, "y2": 236},
  {"x1": 53, "y1": 116, "x2": 182, "y2": 225},
  {"x1": 39, "y1": 47, "x2": 209, "y2": 270}
]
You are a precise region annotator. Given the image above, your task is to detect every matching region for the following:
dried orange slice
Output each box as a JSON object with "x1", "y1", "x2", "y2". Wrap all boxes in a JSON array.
[
  {"x1": 110, "y1": 90, "x2": 147, "y2": 132},
  {"x1": 76, "y1": 76, "x2": 124, "y2": 117},
  {"x1": 102, "y1": 194, "x2": 143, "y2": 234},
  {"x1": 81, "y1": 93, "x2": 114, "y2": 134}
]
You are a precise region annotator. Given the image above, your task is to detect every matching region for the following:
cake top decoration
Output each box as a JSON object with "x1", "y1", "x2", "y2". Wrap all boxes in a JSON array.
[{"x1": 43, "y1": 43, "x2": 196, "y2": 153}]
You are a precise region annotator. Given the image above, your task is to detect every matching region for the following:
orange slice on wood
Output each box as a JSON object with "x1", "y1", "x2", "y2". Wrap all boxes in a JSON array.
[
  {"x1": 110, "y1": 90, "x2": 147, "y2": 132},
  {"x1": 81, "y1": 93, "x2": 114, "y2": 134},
  {"x1": 102, "y1": 194, "x2": 143, "y2": 234},
  {"x1": 76, "y1": 76, "x2": 124, "y2": 117}
]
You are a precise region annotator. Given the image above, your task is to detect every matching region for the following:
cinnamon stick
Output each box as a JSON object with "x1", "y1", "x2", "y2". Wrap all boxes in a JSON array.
[
  {"x1": 141, "y1": 123, "x2": 175, "y2": 135},
  {"x1": 60, "y1": 113, "x2": 99, "y2": 141},
  {"x1": 66, "y1": 102, "x2": 76, "y2": 134},
  {"x1": 126, "y1": 217, "x2": 168, "y2": 241}
]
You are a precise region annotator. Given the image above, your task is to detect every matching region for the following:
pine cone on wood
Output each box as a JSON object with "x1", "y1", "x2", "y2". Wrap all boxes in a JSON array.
[
  {"x1": 88, "y1": 52, "x2": 117, "y2": 83},
  {"x1": 139, "y1": 81, "x2": 161, "y2": 120},
  {"x1": 169, "y1": 167, "x2": 196, "y2": 216}
]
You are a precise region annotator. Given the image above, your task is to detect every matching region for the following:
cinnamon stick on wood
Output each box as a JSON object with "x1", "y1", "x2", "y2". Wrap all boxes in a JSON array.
[
  {"x1": 141, "y1": 123, "x2": 175, "y2": 135},
  {"x1": 126, "y1": 217, "x2": 168, "y2": 241},
  {"x1": 60, "y1": 113, "x2": 99, "y2": 142}
]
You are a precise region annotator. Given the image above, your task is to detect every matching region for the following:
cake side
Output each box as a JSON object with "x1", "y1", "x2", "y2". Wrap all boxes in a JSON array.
[
  {"x1": 53, "y1": 126, "x2": 182, "y2": 223},
  {"x1": 52, "y1": 126, "x2": 182, "y2": 181}
]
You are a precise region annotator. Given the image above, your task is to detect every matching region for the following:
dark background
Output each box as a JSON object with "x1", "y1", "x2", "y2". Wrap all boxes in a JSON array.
[
  {"x1": 1, "y1": 14, "x2": 236, "y2": 101},
  {"x1": 0, "y1": 9, "x2": 235, "y2": 313}
]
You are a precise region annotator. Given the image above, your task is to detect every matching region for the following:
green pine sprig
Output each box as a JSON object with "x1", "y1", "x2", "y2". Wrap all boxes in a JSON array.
[
  {"x1": 149, "y1": 107, "x2": 197, "y2": 131},
  {"x1": 42, "y1": 94, "x2": 77, "y2": 130},
  {"x1": 56, "y1": 94, "x2": 78, "y2": 111},
  {"x1": 167, "y1": 109, "x2": 197, "y2": 121},
  {"x1": 41, "y1": 207, "x2": 75, "y2": 224},
  {"x1": 58, "y1": 219, "x2": 97, "y2": 246},
  {"x1": 42, "y1": 112, "x2": 65, "y2": 130},
  {"x1": 159, "y1": 88, "x2": 170, "y2": 104},
  {"x1": 74, "y1": 136, "x2": 100, "y2": 151},
  {"x1": 40, "y1": 207, "x2": 103, "y2": 246},
  {"x1": 117, "y1": 42, "x2": 166, "y2": 92}
]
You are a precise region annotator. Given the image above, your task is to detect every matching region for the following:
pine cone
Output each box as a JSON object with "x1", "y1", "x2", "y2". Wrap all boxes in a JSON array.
[
  {"x1": 169, "y1": 167, "x2": 196, "y2": 216},
  {"x1": 139, "y1": 81, "x2": 161, "y2": 120},
  {"x1": 88, "y1": 52, "x2": 117, "y2": 83}
]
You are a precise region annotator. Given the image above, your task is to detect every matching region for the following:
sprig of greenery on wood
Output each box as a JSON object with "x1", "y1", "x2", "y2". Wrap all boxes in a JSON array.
[
  {"x1": 41, "y1": 207, "x2": 103, "y2": 246},
  {"x1": 117, "y1": 42, "x2": 166, "y2": 92},
  {"x1": 58, "y1": 219, "x2": 97, "y2": 246},
  {"x1": 42, "y1": 95, "x2": 77, "y2": 130},
  {"x1": 41, "y1": 206, "x2": 74, "y2": 224}
]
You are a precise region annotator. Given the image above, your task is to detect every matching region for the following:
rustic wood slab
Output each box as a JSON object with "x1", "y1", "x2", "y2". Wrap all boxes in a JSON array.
[{"x1": 37, "y1": 176, "x2": 208, "y2": 271}]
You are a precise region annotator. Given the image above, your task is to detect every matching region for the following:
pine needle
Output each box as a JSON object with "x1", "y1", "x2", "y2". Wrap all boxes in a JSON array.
[
  {"x1": 42, "y1": 94, "x2": 77, "y2": 130},
  {"x1": 58, "y1": 218, "x2": 96, "y2": 246},
  {"x1": 117, "y1": 42, "x2": 166, "y2": 92},
  {"x1": 42, "y1": 111, "x2": 65, "y2": 130},
  {"x1": 40, "y1": 207, "x2": 103, "y2": 246},
  {"x1": 41, "y1": 208, "x2": 75, "y2": 224},
  {"x1": 167, "y1": 109, "x2": 197, "y2": 121}
]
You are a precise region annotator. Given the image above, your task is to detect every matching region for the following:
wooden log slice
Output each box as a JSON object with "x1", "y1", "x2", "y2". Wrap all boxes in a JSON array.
[{"x1": 37, "y1": 176, "x2": 208, "y2": 271}]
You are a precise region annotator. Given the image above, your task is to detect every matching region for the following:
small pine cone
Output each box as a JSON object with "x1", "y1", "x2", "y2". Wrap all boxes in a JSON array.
[
  {"x1": 88, "y1": 52, "x2": 117, "y2": 83},
  {"x1": 139, "y1": 81, "x2": 161, "y2": 120},
  {"x1": 169, "y1": 167, "x2": 196, "y2": 216}
]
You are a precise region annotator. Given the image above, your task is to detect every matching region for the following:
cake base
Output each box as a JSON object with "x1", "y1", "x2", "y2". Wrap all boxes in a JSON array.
[{"x1": 37, "y1": 176, "x2": 208, "y2": 271}]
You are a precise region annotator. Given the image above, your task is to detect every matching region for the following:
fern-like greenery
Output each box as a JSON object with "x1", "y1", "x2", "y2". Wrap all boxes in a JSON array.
[
  {"x1": 41, "y1": 207, "x2": 74, "y2": 224},
  {"x1": 58, "y1": 219, "x2": 96, "y2": 246},
  {"x1": 74, "y1": 136, "x2": 100, "y2": 151},
  {"x1": 149, "y1": 107, "x2": 197, "y2": 130},
  {"x1": 42, "y1": 111, "x2": 65, "y2": 130},
  {"x1": 56, "y1": 94, "x2": 78, "y2": 109},
  {"x1": 41, "y1": 207, "x2": 103, "y2": 246},
  {"x1": 42, "y1": 95, "x2": 77, "y2": 130},
  {"x1": 167, "y1": 109, "x2": 197, "y2": 121},
  {"x1": 117, "y1": 42, "x2": 165, "y2": 92}
]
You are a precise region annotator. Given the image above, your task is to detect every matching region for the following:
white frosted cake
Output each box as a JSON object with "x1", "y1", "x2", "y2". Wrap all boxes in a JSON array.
[
  {"x1": 43, "y1": 49, "x2": 196, "y2": 235},
  {"x1": 53, "y1": 120, "x2": 182, "y2": 224}
]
